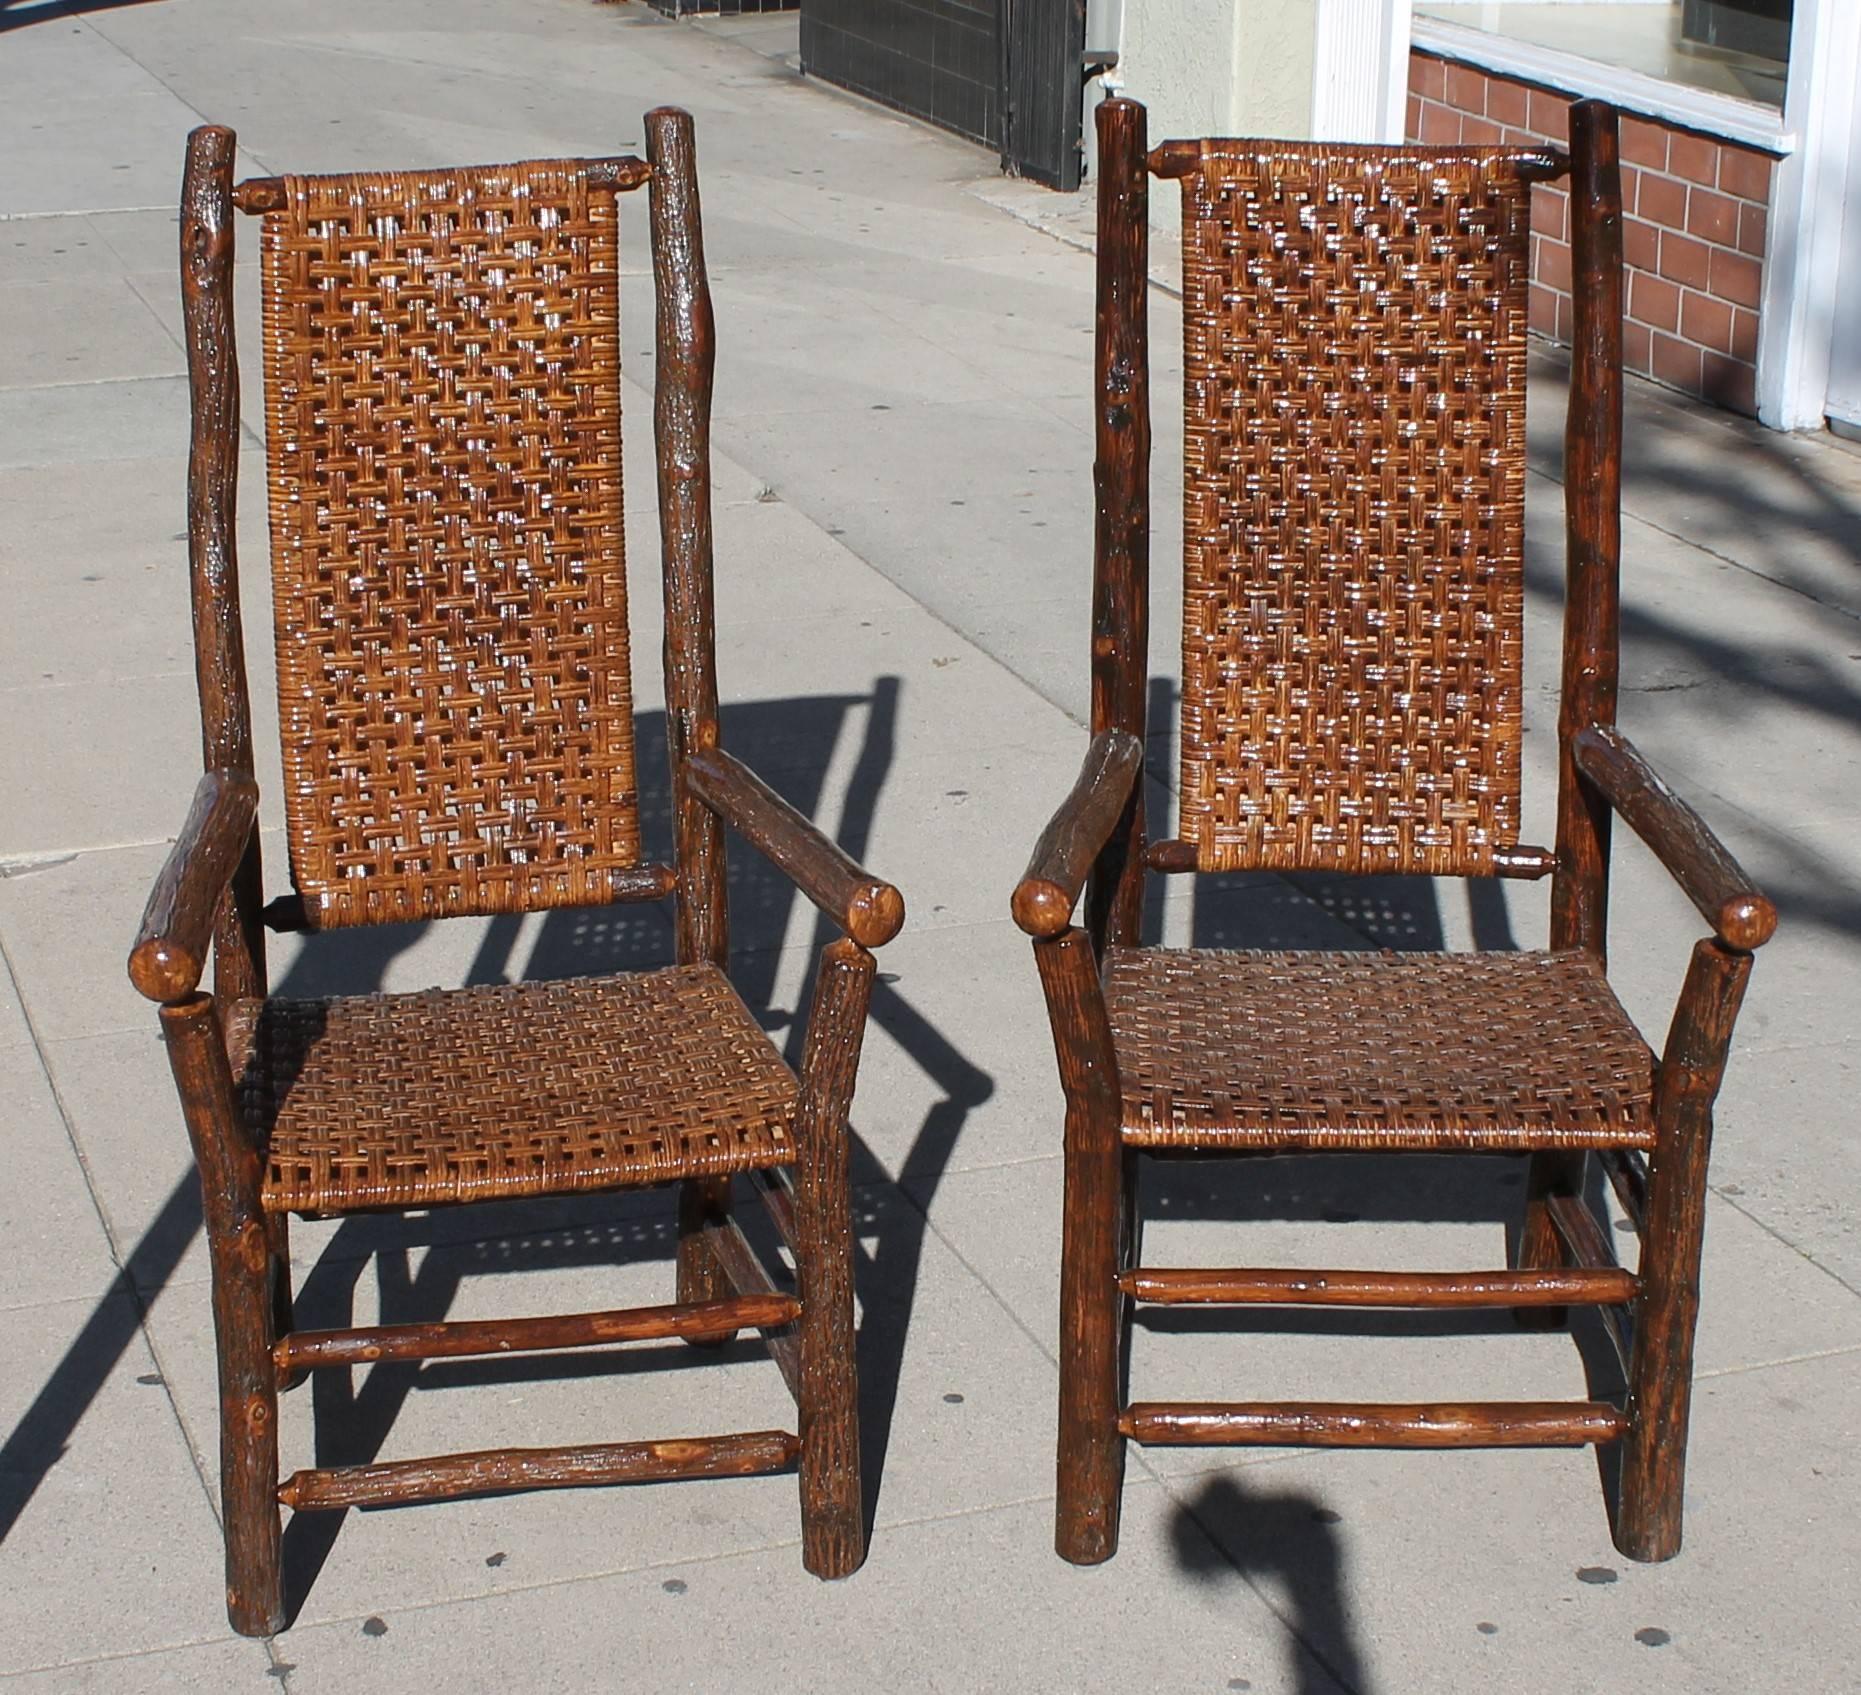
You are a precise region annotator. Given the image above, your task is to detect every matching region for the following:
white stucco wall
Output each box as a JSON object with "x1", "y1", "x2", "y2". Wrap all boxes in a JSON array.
[
  {"x1": 1116, "y1": 0, "x2": 1318, "y2": 138},
  {"x1": 1093, "y1": 0, "x2": 1320, "y2": 225}
]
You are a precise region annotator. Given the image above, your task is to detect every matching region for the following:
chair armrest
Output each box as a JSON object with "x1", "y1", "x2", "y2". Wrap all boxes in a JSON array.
[
  {"x1": 1012, "y1": 730, "x2": 1145, "y2": 938},
  {"x1": 1572, "y1": 724, "x2": 1776, "y2": 951},
  {"x1": 685, "y1": 746, "x2": 905, "y2": 948},
  {"x1": 128, "y1": 770, "x2": 260, "y2": 1002}
]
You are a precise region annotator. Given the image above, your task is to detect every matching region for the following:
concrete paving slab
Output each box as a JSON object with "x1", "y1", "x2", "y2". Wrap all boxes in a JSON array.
[
  {"x1": 0, "y1": 1041, "x2": 118, "y2": 1311},
  {"x1": 1712, "y1": 1039, "x2": 1861, "y2": 1294},
  {"x1": 0, "y1": 15, "x2": 205, "y2": 220},
  {"x1": 0, "y1": 277, "x2": 181, "y2": 390},
  {"x1": 274, "y1": 1480, "x2": 1351, "y2": 1695},
  {"x1": 1528, "y1": 350, "x2": 1861, "y2": 620},
  {"x1": 0, "y1": 940, "x2": 31, "y2": 1051},
  {"x1": 0, "y1": 374, "x2": 200, "y2": 472},
  {"x1": 0, "y1": 214, "x2": 148, "y2": 288},
  {"x1": 0, "y1": 458, "x2": 198, "y2": 688},
  {"x1": 0, "y1": 671, "x2": 208, "y2": 857},
  {"x1": 0, "y1": 1292, "x2": 234, "y2": 1675},
  {"x1": 0, "y1": 1637, "x2": 276, "y2": 1693}
]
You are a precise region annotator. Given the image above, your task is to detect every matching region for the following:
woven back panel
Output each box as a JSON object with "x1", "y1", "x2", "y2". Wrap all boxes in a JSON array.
[
  {"x1": 260, "y1": 160, "x2": 640, "y2": 929},
  {"x1": 1174, "y1": 144, "x2": 1537, "y2": 877}
]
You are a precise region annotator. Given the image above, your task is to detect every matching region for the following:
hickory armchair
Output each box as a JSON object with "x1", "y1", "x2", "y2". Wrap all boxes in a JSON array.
[
  {"x1": 1015, "y1": 97, "x2": 1773, "y2": 1567},
  {"x1": 130, "y1": 109, "x2": 900, "y2": 1637}
]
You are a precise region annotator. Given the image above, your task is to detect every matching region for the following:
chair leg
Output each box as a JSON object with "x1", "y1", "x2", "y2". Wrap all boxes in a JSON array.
[
  {"x1": 1615, "y1": 938, "x2": 1747, "y2": 1562},
  {"x1": 1056, "y1": 1098, "x2": 1126, "y2": 1564},
  {"x1": 210, "y1": 1217, "x2": 286, "y2": 1635},
  {"x1": 1614, "y1": 1134, "x2": 1710, "y2": 1561},
  {"x1": 793, "y1": 940, "x2": 871, "y2": 1579},
  {"x1": 677, "y1": 1176, "x2": 738, "y2": 1347},
  {"x1": 1515, "y1": 1150, "x2": 1585, "y2": 1330},
  {"x1": 161, "y1": 996, "x2": 284, "y2": 1636}
]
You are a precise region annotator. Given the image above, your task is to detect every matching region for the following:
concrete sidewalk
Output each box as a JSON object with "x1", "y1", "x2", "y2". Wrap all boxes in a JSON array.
[{"x1": 1, "y1": 2, "x2": 1857, "y2": 1690}]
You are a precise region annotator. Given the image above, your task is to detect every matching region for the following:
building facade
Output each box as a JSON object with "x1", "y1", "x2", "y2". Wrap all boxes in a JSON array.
[{"x1": 1101, "y1": 0, "x2": 1861, "y2": 432}]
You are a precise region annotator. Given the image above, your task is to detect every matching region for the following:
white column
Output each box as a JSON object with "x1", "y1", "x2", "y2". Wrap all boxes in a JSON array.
[
  {"x1": 1311, "y1": 0, "x2": 1414, "y2": 143},
  {"x1": 1756, "y1": 0, "x2": 1861, "y2": 429}
]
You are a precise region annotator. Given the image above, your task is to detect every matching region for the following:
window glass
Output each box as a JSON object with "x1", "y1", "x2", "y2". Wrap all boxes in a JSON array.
[{"x1": 1415, "y1": 1, "x2": 1791, "y2": 108}]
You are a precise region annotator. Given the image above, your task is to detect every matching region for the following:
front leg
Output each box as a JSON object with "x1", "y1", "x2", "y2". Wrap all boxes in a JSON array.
[{"x1": 792, "y1": 938, "x2": 874, "y2": 1579}]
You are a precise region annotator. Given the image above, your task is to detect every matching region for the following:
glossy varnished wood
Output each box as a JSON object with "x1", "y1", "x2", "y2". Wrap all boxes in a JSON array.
[
  {"x1": 792, "y1": 938, "x2": 874, "y2": 1578},
  {"x1": 274, "y1": 1294, "x2": 799, "y2": 1374},
  {"x1": 1122, "y1": 1401, "x2": 1627, "y2": 1447},
  {"x1": 1119, "y1": 1265, "x2": 1637, "y2": 1308},
  {"x1": 277, "y1": 1431, "x2": 800, "y2": 1511},
  {"x1": 181, "y1": 125, "x2": 266, "y2": 1008},
  {"x1": 1616, "y1": 939, "x2": 1751, "y2": 1560},
  {"x1": 1013, "y1": 730, "x2": 1145, "y2": 936},
  {"x1": 1521, "y1": 98, "x2": 1627, "y2": 1307},
  {"x1": 1041, "y1": 925, "x2": 1128, "y2": 1564},
  {"x1": 142, "y1": 110, "x2": 892, "y2": 1632},
  {"x1": 648, "y1": 108, "x2": 740, "y2": 1332},
  {"x1": 1086, "y1": 97, "x2": 1151, "y2": 955},
  {"x1": 129, "y1": 771, "x2": 258, "y2": 1002},
  {"x1": 1019, "y1": 98, "x2": 1769, "y2": 1569},
  {"x1": 1573, "y1": 726, "x2": 1777, "y2": 949},
  {"x1": 161, "y1": 994, "x2": 281, "y2": 1636},
  {"x1": 688, "y1": 747, "x2": 904, "y2": 948}
]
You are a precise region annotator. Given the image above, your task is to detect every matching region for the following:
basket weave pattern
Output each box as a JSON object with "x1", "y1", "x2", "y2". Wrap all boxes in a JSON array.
[
  {"x1": 231, "y1": 966, "x2": 798, "y2": 1214},
  {"x1": 260, "y1": 161, "x2": 640, "y2": 928},
  {"x1": 1106, "y1": 947, "x2": 1655, "y2": 1151},
  {"x1": 1176, "y1": 147, "x2": 1534, "y2": 876}
]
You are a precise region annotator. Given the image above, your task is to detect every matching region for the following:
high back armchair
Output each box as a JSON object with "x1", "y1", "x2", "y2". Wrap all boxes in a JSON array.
[
  {"x1": 130, "y1": 110, "x2": 901, "y2": 1636},
  {"x1": 1013, "y1": 97, "x2": 1774, "y2": 1567}
]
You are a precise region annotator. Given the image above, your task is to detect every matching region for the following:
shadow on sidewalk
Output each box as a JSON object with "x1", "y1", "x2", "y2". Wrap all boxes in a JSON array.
[
  {"x1": 0, "y1": 0, "x2": 166, "y2": 34},
  {"x1": 1168, "y1": 1472, "x2": 1373, "y2": 1695},
  {"x1": 0, "y1": 677, "x2": 998, "y2": 1627}
]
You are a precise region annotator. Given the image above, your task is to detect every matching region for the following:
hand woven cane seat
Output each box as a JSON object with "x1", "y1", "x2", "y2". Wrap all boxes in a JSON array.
[
  {"x1": 1105, "y1": 948, "x2": 1655, "y2": 1153},
  {"x1": 228, "y1": 964, "x2": 798, "y2": 1215}
]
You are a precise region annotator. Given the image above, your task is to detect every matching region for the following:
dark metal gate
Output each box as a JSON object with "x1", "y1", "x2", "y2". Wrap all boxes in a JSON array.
[{"x1": 799, "y1": 0, "x2": 1086, "y2": 190}]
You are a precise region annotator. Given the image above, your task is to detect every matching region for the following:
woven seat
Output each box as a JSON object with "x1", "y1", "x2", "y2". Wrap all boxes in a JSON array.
[
  {"x1": 1106, "y1": 948, "x2": 1655, "y2": 1153},
  {"x1": 229, "y1": 965, "x2": 798, "y2": 1215}
]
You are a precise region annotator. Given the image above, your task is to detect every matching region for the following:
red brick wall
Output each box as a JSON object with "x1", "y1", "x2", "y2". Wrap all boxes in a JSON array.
[{"x1": 1407, "y1": 51, "x2": 1775, "y2": 416}]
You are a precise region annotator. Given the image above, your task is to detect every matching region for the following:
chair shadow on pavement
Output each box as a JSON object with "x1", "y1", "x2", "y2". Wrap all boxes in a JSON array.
[
  {"x1": 0, "y1": 676, "x2": 999, "y2": 1626},
  {"x1": 257, "y1": 676, "x2": 990, "y2": 1618}
]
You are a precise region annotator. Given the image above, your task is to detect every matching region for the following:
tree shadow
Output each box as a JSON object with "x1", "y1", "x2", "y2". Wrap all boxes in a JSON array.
[
  {"x1": 1168, "y1": 1472, "x2": 1373, "y2": 1695},
  {"x1": 0, "y1": 0, "x2": 165, "y2": 32}
]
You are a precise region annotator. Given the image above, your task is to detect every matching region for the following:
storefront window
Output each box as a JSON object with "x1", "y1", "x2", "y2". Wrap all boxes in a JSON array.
[{"x1": 1414, "y1": 1, "x2": 1792, "y2": 107}]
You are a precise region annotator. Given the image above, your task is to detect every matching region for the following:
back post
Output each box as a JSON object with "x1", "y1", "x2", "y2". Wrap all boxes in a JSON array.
[
  {"x1": 1083, "y1": 96, "x2": 1151, "y2": 957},
  {"x1": 647, "y1": 108, "x2": 738, "y2": 1319},
  {"x1": 179, "y1": 125, "x2": 265, "y2": 1004},
  {"x1": 1551, "y1": 100, "x2": 1625, "y2": 962},
  {"x1": 1522, "y1": 101, "x2": 1624, "y2": 1301}
]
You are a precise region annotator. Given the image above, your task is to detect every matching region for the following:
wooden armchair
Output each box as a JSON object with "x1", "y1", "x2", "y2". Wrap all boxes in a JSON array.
[
  {"x1": 129, "y1": 110, "x2": 901, "y2": 1637},
  {"x1": 1015, "y1": 97, "x2": 1773, "y2": 1568}
]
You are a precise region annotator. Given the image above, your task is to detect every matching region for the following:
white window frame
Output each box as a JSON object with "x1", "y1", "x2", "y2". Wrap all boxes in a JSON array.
[
  {"x1": 1376, "y1": 2, "x2": 1861, "y2": 430},
  {"x1": 1409, "y1": 12, "x2": 1793, "y2": 151}
]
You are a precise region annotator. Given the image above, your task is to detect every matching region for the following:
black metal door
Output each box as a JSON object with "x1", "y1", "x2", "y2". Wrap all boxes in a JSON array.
[
  {"x1": 800, "y1": 0, "x2": 1003, "y2": 150},
  {"x1": 1000, "y1": 0, "x2": 1086, "y2": 189},
  {"x1": 799, "y1": 0, "x2": 1085, "y2": 190}
]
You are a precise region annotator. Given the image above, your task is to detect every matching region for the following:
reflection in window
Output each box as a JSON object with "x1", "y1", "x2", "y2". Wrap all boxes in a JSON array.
[{"x1": 1415, "y1": 1, "x2": 1792, "y2": 108}]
